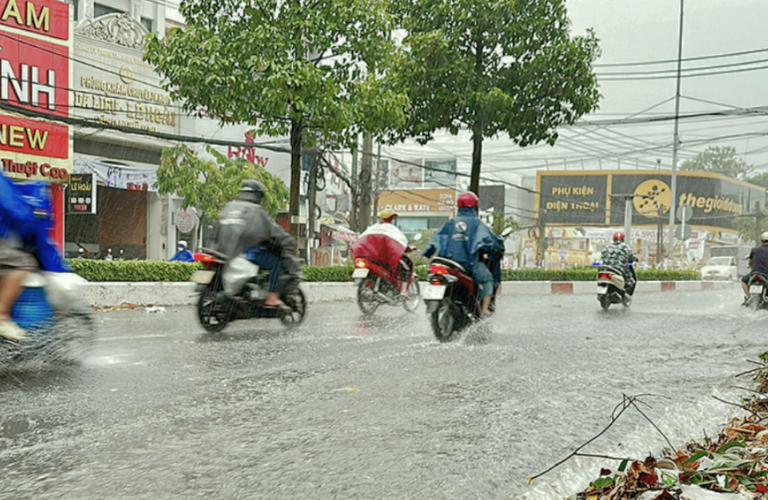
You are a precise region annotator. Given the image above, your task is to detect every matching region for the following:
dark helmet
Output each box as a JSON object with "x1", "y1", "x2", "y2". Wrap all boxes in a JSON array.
[{"x1": 238, "y1": 179, "x2": 265, "y2": 204}]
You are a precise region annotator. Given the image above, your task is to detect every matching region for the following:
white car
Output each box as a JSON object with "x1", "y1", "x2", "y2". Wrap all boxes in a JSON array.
[{"x1": 700, "y1": 256, "x2": 739, "y2": 281}]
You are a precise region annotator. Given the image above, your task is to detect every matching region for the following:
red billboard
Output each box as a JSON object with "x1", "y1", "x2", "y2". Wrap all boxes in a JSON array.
[
  {"x1": 0, "y1": 31, "x2": 69, "y2": 117},
  {"x1": 0, "y1": 113, "x2": 68, "y2": 158},
  {"x1": 0, "y1": 0, "x2": 69, "y2": 40}
]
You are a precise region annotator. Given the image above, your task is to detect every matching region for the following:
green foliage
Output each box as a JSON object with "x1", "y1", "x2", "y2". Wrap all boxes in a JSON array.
[
  {"x1": 68, "y1": 259, "x2": 202, "y2": 282},
  {"x1": 682, "y1": 146, "x2": 754, "y2": 180},
  {"x1": 392, "y1": 0, "x2": 601, "y2": 190},
  {"x1": 155, "y1": 144, "x2": 289, "y2": 221},
  {"x1": 302, "y1": 265, "x2": 355, "y2": 282},
  {"x1": 489, "y1": 212, "x2": 521, "y2": 236},
  {"x1": 500, "y1": 268, "x2": 699, "y2": 281}
]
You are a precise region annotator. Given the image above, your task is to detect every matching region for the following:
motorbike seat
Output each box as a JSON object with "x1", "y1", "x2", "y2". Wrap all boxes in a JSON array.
[
  {"x1": 431, "y1": 256, "x2": 467, "y2": 274},
  {"x1": 200, "y1": 247, "x2": 229, "y2": 260}
]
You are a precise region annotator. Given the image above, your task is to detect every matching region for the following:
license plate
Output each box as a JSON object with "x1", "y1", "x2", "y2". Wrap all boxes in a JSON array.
[
  {"x1": 751, "y1": 285, "x2": 762, "y2": 294},
  {"x1": 190, "y1": 270, "x2": 215, "y2": 284},
  {"x1": 352, "y1": 268, "x2": 369, "y2": 279},
  {"x1": 597, "y1": 285, "x2": 608, "y2": 295},
  {"x1": 422, "y1": 285, "x2": 446, "y2": 300}
]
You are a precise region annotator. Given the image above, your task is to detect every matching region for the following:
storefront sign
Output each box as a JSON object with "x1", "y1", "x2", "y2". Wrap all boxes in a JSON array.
[
  {"x1": 66, "y1": 173, "x2": 96, "y2": 214},
  {"x1": 73, "y1": 158, "x2": 157, "y2": 191},
  {"x1": 538, "y1": 171, "x2": 764, "y2": 232},
  {"x1": 73, "y1": 16, "x2": 178, "y2": 135},
  {"x1": 0, "y1": 0, "x2": 69, "y2": 40},
  {"x1": 0, "y1": 114, "x2": 68, "y2": 158},
  {"x1": 378, "y1": 188, "x2": 456, "y2": 214}
]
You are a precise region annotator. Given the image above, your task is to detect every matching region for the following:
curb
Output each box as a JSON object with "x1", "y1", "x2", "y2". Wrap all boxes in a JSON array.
[{"x1": 83, "y1": 280, "x2": 736, "y2": 308}]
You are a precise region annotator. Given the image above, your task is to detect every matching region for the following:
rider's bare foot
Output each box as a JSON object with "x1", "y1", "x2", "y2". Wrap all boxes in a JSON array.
[
  {"x1": 264, "y1": 292, "x2": 291, "y2": 312},
  {"x1": 0, "y1": 315, "x2": 29, "y2": 341}
]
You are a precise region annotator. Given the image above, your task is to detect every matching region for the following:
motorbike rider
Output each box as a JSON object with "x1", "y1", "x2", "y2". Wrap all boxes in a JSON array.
[
  {"x1": 0, "y1": 174, "x2": 68, "y2": 341},
  {"x1": 422, "y1": 191, "x2": 504, "y2": 317},
  {"x1": 601, "y1": 232, "x2": 637, "y2": 295},
  {"x1": 741, "y1": 231, "x2": 768, "y2": 304},
  {"x1": 208, "y1": 180, "x2": 298, "y2": 311},
  {"x1": 169, "y1": 240, "x2": 194, "y2": 262},
  {"x1": 351, "y1": 209, "x2": 415, "y2": 297}
]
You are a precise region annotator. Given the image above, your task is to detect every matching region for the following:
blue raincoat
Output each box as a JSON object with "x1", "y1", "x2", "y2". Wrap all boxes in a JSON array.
[
  {"x1": 423, "y1": 207, "x2": 504, "y2": 285},
  {"x1": 0, "y1": 174, "x2": 69, "y2": 273}
]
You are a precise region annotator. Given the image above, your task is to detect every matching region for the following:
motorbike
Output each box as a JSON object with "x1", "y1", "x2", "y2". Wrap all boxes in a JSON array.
[
  {"x1": 190, "y1": 248, "x2": 307, "y2": 333},
  {"x1": 422, "y1": 252, "x2": 501, "y2": 343},
  {"x1": 745, "y1": 272, "x2": 768, "y2": 310},
  {"x1": 596, "y1": 264, "x2": 634, "y2": 311},
  {"x1": 352, "y1": 252, "x2": 421, "y2": 315},
  {"x1": 1, "y1": 272, "x2": 94, "y2": 361}
]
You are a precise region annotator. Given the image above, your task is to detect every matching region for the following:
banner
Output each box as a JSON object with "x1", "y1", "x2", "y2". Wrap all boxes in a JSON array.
[{"x1": 73, "y1": 158, "x2": 157, "y2": 191}]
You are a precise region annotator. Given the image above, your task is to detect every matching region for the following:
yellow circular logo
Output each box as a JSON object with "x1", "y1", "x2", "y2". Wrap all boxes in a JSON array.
[
  {"x1": 119, "y1": 65, "x2": 135, "y2": 85},
  {"x1": 633, "y1": 179, "x2": 671, "y2": 218}
]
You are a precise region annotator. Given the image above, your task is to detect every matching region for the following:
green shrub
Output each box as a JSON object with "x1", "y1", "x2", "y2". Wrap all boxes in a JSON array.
[{"x1": 66, "y1": 260, "x2": 701, "y2": 283}]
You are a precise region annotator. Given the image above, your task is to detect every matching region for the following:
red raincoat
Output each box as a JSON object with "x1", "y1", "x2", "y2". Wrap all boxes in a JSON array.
[{"x1": 350, "y1": 223, "x2": 409, "y2": 283}]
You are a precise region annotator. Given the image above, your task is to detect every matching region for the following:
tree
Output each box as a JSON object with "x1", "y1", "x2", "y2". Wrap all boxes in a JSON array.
[
  {"x1": 489, "y1": 212, "x2": 521, "y2": 236},
  {"x1": 155, "y1": 144, "x2": 289, "y2": 222},
  {"x1": 681, "y1": 146, "x2": 754, "y2": 180},
  {"x1": 393, "y1": 0, "x2": 601, "y2": 194},
  {"x1": 144, "y1": 0, "x2": 405, "y2": 246}
]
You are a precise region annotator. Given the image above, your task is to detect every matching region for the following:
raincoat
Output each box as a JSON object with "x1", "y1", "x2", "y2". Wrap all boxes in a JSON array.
[
  {"x1": 423, "y1": 207, "x2": 504, "y2": 278},
  {"x1": 350, "y1": 223, "x2": 409, "y2": 281},
  {"x1": 0, "y1": 174, "x2": 68, "y2": 273}
]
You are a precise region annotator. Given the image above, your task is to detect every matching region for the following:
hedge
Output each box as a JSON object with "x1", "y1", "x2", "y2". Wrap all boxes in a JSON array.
[{"x1": 65, "y1": 259, "x2": 700, "y2": 282}]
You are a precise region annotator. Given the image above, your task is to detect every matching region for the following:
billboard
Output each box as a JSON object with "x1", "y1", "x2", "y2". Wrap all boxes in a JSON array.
[
  {"x1": 424, "y1": 159, "x2": 457, "y2": 188},
  {"x1": 389, "y1": 158, "x2": 423, "y2": 188},
  {"x1": 537, "y1": 170, "x2": 765, "y2": 231},
  {"x1": 0, "y1": 0, "x2": 71, "y2": 183},
  {"x1": 377, "y1": 188, "x2": 456, "y2": 215}
]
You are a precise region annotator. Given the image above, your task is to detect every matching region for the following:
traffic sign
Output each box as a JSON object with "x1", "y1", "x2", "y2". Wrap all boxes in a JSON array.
[
  {"x1": 676, "y1": 205, "x2": 693, "y2": 223},
  {"x1": 675, "y1": 224, "x2": 692, "y2": 240}
]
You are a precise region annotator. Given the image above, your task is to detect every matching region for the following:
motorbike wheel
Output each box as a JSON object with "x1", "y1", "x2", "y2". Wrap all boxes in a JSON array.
[
  {"x1": 197, "y1": 285, "x2": 229, "y2": 333},
  {"x1": 599, "y1": 295, "x2": 611, "y2": 311},
  {"x1": 431, "y1": 301, "x2": 458, "y2": 342},
  {"x1": 402, "y1": 281, "x2": 421, "y2": 313},
  {"x1": 622, "y1": 293, "x2": 632, "y2": 308},
  {"x1": 357, "y1": 278, "x2": 379, "y2": 316},
  {"x1": 280, "y1": 288, "x2": 307, "y2": 328}
]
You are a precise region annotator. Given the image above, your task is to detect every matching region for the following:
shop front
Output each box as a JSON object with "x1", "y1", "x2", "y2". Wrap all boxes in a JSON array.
[
  {"x1": 376, "y1": 188, "x2": 457, "y2": 235},
  {"x1": 536, "y1": 170, "x2": 765, "y2": 268}
]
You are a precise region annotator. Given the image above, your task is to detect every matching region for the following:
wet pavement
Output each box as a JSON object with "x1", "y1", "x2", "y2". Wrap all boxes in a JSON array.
[{"x1": 0, "y1": 285, "x2": 764, "y2": 500}]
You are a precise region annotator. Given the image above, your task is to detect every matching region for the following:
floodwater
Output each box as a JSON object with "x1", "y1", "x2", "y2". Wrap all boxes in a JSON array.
[{"x1": 0, "y1": 286, "x2": 762, "y2": 499}]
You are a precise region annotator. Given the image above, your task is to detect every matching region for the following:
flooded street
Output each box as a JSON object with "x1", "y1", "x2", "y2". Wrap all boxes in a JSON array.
[{"x1": 0, "y1": 286, "x2": 762, "y2": 500}]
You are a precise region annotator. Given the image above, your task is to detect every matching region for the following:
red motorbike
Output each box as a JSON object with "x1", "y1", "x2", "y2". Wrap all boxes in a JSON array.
[{"x1": 352, "y1": 250, "x2": 421, "y2": 315}]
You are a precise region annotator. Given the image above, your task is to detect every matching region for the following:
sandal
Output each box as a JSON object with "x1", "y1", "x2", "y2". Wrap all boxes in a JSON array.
[{"x1": 264, "y1": 300, "x2": 291, "y2": 312}]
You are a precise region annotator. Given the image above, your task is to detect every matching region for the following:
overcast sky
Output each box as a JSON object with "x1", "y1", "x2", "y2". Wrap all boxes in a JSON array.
[{"x1": 384, "y1": 0, "x2": 768, "y2": 185}]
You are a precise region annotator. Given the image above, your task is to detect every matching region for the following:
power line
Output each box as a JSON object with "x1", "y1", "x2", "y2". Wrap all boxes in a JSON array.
[
  {"x1": 599, "y1": 63, "x2": 768, "y2": 81},
  {"x1": 593, "y1": 47, "x2": 768, "y2": 68},
  {"x1": 597, "y1": 57, "x2": 768, "y2": 77}
]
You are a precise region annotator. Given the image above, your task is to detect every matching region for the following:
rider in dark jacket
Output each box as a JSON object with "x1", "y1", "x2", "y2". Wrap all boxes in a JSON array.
[
  {"x1": 209, "y1": 180, "x2": 297, "y2": 310},
  {"x1": 423, "y1": 192, "x2": 504, "y2": 316}
]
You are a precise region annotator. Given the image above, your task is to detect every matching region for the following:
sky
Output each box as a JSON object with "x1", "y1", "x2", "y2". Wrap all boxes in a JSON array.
[{"x1": 383, "y1": 0, "x2": 768, "y2": 187}]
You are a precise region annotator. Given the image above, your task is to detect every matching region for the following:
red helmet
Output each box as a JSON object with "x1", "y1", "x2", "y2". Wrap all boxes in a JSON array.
[
  {"x1": 613, "y1": 231, "x2": 625, "y2": 242},
  {"x1": 457, "y1": 192, "x2": 479, "y2": 209}
]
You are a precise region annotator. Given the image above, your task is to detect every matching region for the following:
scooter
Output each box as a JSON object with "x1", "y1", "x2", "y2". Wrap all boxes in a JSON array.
[
  {"x1": 596, "y1": 264, "x2": 633, "y2": 311},
  {"x1": 1, "y1": 272, "x2": 94, "y2": 360},
  {"x1": 745, "y1": 272, "x2": 768, "y2": 310},
  {"x1": 352, "y1": 251, "x2": 421, "y2": 315},
  {"x1": 190, "y1": 248, "x2": 307, "y2": 333}
]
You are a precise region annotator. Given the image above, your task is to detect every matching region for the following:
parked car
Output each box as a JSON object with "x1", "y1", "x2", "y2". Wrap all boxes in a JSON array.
[{"x1": 700, "y1": 256, "x2": 739, "y2": 281}]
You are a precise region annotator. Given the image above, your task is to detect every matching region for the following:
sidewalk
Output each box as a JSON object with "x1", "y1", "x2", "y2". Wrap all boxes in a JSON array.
[{"x1": 83, "y1": 280, "x2": 736, "y2": 308}]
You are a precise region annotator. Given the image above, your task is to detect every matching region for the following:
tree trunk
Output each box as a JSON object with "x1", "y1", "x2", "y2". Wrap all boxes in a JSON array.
[
  {"x1": 358, "y1": 131, "x2": 373, "y2": 232},
  {"x1": 350, "y1": 142, "x2": 358, "y2": 232},
  {"x1": 289, "y1": 118, "x2": 303, "y2": 254},
  {"x1": 470, "y1": 119, "x2": 483, "y2": 195}
]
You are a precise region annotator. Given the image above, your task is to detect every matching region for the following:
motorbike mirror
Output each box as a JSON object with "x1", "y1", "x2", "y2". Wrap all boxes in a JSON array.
[
  {"x1": 500, "y1": 227, "x2": 514, "y2": 238},
  {"x1": 412, "y1": 233, "x2": 423, "y2": 242}
]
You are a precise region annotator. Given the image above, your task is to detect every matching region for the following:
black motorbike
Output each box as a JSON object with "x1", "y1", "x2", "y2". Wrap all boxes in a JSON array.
[
  {"x1": 191, "y1": 248, "x2": 307, "y2": 333},
  {"x1": 746, "y1": 272, "x2": 768, "y2": 310}
]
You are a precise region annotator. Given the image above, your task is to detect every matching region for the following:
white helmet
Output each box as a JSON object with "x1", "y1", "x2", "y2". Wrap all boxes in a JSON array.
[
  {"x1": 178, "y1": 240, "x2": 188, "y2": 249},
  {"x1": 762, "y1": 232, "x2": 768, "y2": 243}
]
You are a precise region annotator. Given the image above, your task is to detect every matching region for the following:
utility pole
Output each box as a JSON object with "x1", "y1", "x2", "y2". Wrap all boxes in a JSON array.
[
  {"x1": 350, "y1": 143, "x2": 358, "y2": 232},
  {"x1": 306, "y1": 148, "x2": 319, "y2": 265},
  {"x1": 667, "y1": 0, "x2": 685, "y2": 269},
  {"x1": 358, "y1": 132, "x2": 373, "y2": 232},
  {"x1": 755, "y1": 202, "x2": 763, "y2": 244},
  {"x1": 373, "y1": 143, "x2": 382, "y2": 221},
  {"x1": 537, "y1": 209, "x2": 547, "y2": 268}
]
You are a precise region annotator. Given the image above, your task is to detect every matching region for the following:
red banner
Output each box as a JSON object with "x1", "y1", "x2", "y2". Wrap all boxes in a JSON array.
[
  {"x1": 0, "y1": 113, "x2": 67, "y2": 158},
  {"x1": 0, "y1": 31, "x2": 69, "y2": 117},
  {"x1": 0, "y1": 0, "x2": 69, "y2": 40}
]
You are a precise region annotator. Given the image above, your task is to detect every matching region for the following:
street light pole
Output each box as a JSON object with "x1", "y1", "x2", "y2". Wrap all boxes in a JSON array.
[{"x1": 667, "y1": 0, "x2": 685, "y2": 269}]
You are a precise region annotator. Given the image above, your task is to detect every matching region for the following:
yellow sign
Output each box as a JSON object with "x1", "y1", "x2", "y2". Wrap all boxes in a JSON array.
[{"x1": 633, "y1": 179, "x2": 671, "y2": 218}]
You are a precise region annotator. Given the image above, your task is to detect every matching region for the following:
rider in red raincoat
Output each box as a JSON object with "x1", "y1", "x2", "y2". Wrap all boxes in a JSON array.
[{"x1": 350, "y1": 209, "x2": 415, "y2": 296}]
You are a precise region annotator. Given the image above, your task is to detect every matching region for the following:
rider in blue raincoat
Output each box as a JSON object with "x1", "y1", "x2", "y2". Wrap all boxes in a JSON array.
[
  {"x1": 0, "y1": 173, "x2": 68, "y2": 340},
  {"x1": 422, "y1": 192, "x2": 504, "y2": 316}
]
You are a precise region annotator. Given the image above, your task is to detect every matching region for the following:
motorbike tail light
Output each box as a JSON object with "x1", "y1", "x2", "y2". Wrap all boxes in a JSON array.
[
  {"x1": 598, "y1": 272, "x2": 611, "y2": 279},
  {"x1": 429, "y1": 264, "x2": 448, "y2": 275},
  {"x1": 755, "y1": 276, "x2": 762, "y2": 283},
  {"x1": 355, "y1": 258, "x2": 367, "y2": 268},
  {"x1": 194, "y1": 253, "x2": 214, "y2": 263}
]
